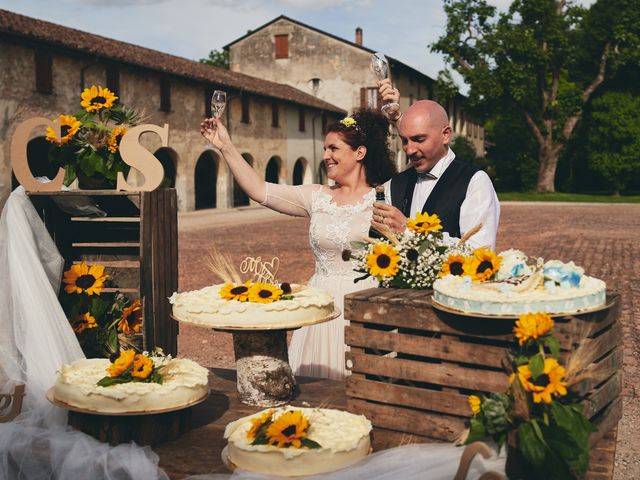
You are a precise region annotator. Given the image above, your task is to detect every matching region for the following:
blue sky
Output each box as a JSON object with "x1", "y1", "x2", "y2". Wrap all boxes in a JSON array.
[{"x1": 1, "y1": 0, "x2": 594, "y2": 88}]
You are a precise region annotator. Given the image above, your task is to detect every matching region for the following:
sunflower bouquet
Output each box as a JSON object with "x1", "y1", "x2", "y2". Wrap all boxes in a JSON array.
[
  {"x1": 464, "y1": 313, "x2": 596, "y2": 479},
  {"x1": 97, "y1": 347, "x2": 168, "y2": 387},
  {"x1": 246, "y1": 409, "x2": 321, "y2": 449},
  {"x1": 346, "y1": 212, "x2": 470, "y2": 289},
  {"x1": 219, "y1": 281, "x2": 294, "y2": 303},
  {"x1": 61, "y1": 261, "x2": 143, "y2": 357},
  {"x1": 45, "y1": 85, "x2": 141, "y2": 187}
]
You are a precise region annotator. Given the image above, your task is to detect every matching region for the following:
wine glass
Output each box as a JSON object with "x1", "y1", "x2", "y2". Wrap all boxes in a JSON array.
[
  {"x1": 211, "y1": 90, "x2": 227, "y2": 118},
  {"x1": 370, "y1": 53, "x2": 400, "y2": 117}
]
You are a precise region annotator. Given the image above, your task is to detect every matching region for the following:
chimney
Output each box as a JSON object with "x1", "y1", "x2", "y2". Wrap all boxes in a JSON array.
[{"x1": 355, "y1": 27, "x2": 363, "y2": 46}]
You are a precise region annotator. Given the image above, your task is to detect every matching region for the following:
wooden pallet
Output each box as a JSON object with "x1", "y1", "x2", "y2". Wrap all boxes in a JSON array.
[
  {"x1": 28, "y1": 189, "x2": 178, "y2": 355},
  {"x1": 344, "y1": 288, "x2": 622, "y2": 478}
]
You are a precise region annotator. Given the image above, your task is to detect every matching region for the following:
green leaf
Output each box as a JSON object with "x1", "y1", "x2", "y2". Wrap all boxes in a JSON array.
[
  {"x1": 517, "y1": 422, "x2": 547, "y2": 468},
  {"x1": 63, "y1": 165, "x2": 77, "y2": 186},
  {"x1": 97, "y1": 375, "x2": 129, "y2": 387},
  {"x1": 300, "y1": 438, "x2": 322, "y2": 449},
  {"x1": 107, "y1": 329, "x2": 118, "y2": 354},
  {"x1": 528, "y1": 353, "x2": 544, "y2": 379},
  {"x1": 349, "y1": 241, "x2": 369, "y2": 250},
  {"x1": 465, "y1": 415, "x2": 488, "y2": 444},
  {"x1": 544, "y1": 336, "x2": 561, "y2": 358}
]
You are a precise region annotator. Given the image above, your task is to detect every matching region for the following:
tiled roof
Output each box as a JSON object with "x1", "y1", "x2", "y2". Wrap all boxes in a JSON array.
[{"x1": 0, "y1": 9, "x2": 345, "y2": 114}]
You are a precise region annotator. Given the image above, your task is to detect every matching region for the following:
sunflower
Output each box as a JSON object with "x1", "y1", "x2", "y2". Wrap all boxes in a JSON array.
[
  {"x1": 45, "y1": 115, "x2": 81, "y2": 146},
  {"x1": 514, "y1": 357, "x2": 568, "y2": 404},
  {"x1": 247, "y1": 409, "x2": 275, "y2": 441},
  {"x1": 106, "y1": 349, "x2": 136, "y2": 377},
  {"x1": 266, "y1": 410, "x2": 310, "y2": 448},
  {"x1": 468, "y1": 395, "x2": 481, "y2": 415},
  {"x1": 80, "y1": 85, "x2": 118, "y2": 112},
  {"x1": 440, "y1": 254, "x2": 467, "y2": 277},
  {"x1": 513, "y1": 313, "x2": 555, "y2": 346},
  {"x1": 118, "y1": 299, "x2": 143, "y2": 334},
  {"x1": 71, "y1": 311, "x2": 97, "y2": 333},
  {"x1": 63, "y1": 262, "x2": 109, "y2": 295},
  {"x1": 107, "y1": 126, "x2": 127, "y2": 153},
  {"x1": 407, "y1": 212, "x2": 443, "y2": 234},
  {"x1": 366, "y1": 243, "x2": 400, "y2": 278},
  {"x1": 463, "y1": 247, "x2": 502, "y2": 282},
  {"x1": 220, "y1": 280, "x2": 253, "y2": 302},
  {"x1": 248, "y1": 282, "x2": 283, "y2": 304},
  {"x1": 131, "y1": 354, "x2": 153, "y2": 379}
]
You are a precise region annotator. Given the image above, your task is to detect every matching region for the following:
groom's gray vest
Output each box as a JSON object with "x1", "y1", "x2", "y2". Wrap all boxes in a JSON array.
[{"x1": 390, "y1": 159, "x2": 479, "y2": 239}]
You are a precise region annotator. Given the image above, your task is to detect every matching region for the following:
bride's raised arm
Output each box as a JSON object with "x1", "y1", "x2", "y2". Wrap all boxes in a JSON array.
[
  {"x1": 200, "y1": 118, "x2": 316, "y2": 217},
  {"x1": 201, "y1": 118, "x2": 266, "y2": 204}
]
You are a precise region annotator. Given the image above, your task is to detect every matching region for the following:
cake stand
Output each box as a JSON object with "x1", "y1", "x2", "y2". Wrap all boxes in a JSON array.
[
  {"x1": 46, "y1": 388, "x2": 209, "y2": 446},
  {"x1": 173, "y1": 309, "x2": 340, "y2": 408}
]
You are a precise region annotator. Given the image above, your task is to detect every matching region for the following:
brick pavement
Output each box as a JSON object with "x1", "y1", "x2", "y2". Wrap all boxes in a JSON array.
[{"x1": 177, "y1": 202, "x2": 640, "y2": 479}]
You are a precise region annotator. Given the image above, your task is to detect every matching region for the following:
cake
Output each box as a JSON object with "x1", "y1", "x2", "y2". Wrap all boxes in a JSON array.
[
  {"x1": 433, "y1": 249, "x2": 606, "y2": 316},
  {"x1": 169, "y1": 283, "x2": 335, "y2": 329},
  {"x1": 53, "y1": 357, "x2": 209, "y2": 413},
  {"x1": 223, "y1": 407, "x2": 371, "y2": 476}
]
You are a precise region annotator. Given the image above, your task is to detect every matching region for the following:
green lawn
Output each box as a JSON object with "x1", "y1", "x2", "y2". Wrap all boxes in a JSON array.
[{"x1": 498, "y1": 192, "x2": 640, "y2": 203}]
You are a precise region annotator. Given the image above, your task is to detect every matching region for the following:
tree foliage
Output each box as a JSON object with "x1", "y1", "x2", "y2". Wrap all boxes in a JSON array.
[
  {"x1": 431, "y1": 0, "x2": 640, "y2": 192},
  {"x1": 586, "y1": 91, "x2": 640, "y2": 195},
  {"x1": 200, "y1": 49, "x2": 229, "y2": 69}
]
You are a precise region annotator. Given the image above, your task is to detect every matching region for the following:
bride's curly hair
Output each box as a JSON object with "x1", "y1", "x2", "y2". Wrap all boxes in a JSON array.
[{"x1": 324, "y1": 109, "x2": 397, "y2": 186}]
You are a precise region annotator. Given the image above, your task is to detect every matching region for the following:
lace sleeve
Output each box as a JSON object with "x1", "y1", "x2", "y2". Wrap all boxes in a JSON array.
[{"x1": 260, "y1": 183, "x2": 320, "y2": 218}]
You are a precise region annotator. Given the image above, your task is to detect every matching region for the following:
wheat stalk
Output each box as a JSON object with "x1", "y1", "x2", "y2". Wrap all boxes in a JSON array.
[
  {"x1": 206, "y1": 247, "x2": 242, "y2": 284},
  {"x1": 459, "y1": 223, "x2": 483, "y2": 246}
]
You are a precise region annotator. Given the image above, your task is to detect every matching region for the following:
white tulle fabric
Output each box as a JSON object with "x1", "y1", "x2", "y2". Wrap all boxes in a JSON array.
[
  {"x1": 0, "y1": 186, "x2": 167, "y2": 480},
  {"x1": 185, "y1": 443, "x2": 505, "y2": 480},
  {"x1": 261, "y1": 183, "x2": 377, "y2": 380}
]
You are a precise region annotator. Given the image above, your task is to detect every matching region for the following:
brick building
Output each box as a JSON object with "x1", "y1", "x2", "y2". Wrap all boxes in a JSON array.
[
  {"x1": 0, "y1": 9, "x2": 344, "y2": 211},
  {"x1": 225, "y1": 15, "x2": 485, "y2": 165}
]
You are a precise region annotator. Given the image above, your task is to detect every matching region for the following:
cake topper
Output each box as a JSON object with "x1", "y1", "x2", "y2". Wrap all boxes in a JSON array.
[{"x1": 240, "y1": 256, "x2": 280, "y2": 284}]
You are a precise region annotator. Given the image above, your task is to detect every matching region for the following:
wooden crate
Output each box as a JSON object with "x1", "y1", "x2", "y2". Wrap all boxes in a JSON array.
[
  {"x1": 344, "y1": 288, "x2": 622, "y2": 473},
  {"x1": 28, "y1": 189, "x2": 178, "y2": 355}
]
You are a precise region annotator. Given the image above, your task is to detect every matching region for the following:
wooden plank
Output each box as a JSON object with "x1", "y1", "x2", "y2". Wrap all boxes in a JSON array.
[
  {"x1": 71, "y1": 217, "x2": 140, "y2": 223},
  {"x1": 346, "y1": 351, "x2": 508, "y2": 392},
  {"x1": 140, "y1": 192, "x2": 154, "y2": 352},
  {"x1": 101, "y1": 287, "x2": 138, "y2": 293},
  {"x1": 347, "y1": 398, "x2": 466, "y2": 442},
  {"x1": 583, "y1": 372, "x2": 622, "y2": 418},
  {"x1": 346, "y1": 376, "x2": 472, "y2": 417},
  {"x1": 28, "y1": 190, "x2": 139, "y2": 197},
  {"x1": 168, "y1": 189, "x2": 179, "y2": 353},
  {"x1": 345, "y1": 326, "x2": 507, "y2": 369},
  {"x1": 588, "y1": 397, "x2": 622, "y2": 448},
  {"x1": 71, "y1": 242, "x2": 140, "y2": 248},
  {"x1": 72, "y1": 260, "x2": 140, "y2": 268},
  {"x1": 574, "y1": 348, "x2": 623, "y2": 395}
]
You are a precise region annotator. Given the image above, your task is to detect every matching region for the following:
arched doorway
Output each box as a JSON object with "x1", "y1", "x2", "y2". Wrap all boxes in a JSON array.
[
  {"x1": 293, "y1": 158, "x2": 305, "y2": 185},
  {"x1": 318, "y1": 162, "x2": 328, "y2": 185},
  {"x1": 265, "y1": 156, "x2": 282, "y2": 184},
  {"x1": 233, "y1": 153, "x2": 253, "y2": 207},
  {"x1": 154, "y1": 147, "x2": 177, "y2": 188},
  {"x1": 194, "y1": 151, "x2": 218, "y2": 209},
  {"x1": 11, "y1": 137, "x2": 60, "y2": 189}
]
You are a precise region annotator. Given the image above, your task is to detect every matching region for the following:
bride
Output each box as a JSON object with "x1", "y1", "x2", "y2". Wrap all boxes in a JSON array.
[{"x1": 200, "y1": 110, "x2": 396, "y2": 380}]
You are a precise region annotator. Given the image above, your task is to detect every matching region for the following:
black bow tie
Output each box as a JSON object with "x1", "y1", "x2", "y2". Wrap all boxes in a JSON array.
[{"x1": 417, "y1": 171, "x2": 437, "y2": 180}]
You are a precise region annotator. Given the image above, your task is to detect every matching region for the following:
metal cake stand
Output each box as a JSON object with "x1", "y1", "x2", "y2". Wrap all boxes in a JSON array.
[{"x1": 172, "y1": 308, "x2": 340, "y2": 408}]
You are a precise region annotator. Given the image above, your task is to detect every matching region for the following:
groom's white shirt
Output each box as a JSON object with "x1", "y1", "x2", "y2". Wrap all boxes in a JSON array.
[{"x1": 384, "y1": 148, "x2": 500, "y2": 249}]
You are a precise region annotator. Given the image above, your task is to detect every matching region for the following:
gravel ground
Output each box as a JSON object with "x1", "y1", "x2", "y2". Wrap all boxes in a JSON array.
[{"x1": 176, "y1": 202, "x2": 640, "y2": 479}]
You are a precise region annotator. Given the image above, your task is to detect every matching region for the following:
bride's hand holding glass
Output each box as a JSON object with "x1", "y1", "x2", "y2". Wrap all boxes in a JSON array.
[{"x1": 200, "y1": 117, "x2": 231, "y2": 151}]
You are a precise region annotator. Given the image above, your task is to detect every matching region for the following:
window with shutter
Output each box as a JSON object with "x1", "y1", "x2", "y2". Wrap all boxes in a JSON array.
[
  {"x1": 271, "y1": 101, "x2": 279, "y2": 127},
  {"x1": 298, "y1": 107, "x2": 305, "y2": 132},
  {"x1": 160, "y1": 77, "x2": 171, "y2": 112},
  {"x1": 275, "y1": 35, "x2": 289, "y2": 59},
  {"x1": 34, "y1": 51, "x2": 53, "y2": 94},
  {"x1": 241, "y1": 95, "x2": 250, "y2": 123},
  {"x1": 106, "y1": 65, "x2": 120, "y2": 94},
  {"x1": 361, "y1": 87, "x2": 382, "y2": 111}
]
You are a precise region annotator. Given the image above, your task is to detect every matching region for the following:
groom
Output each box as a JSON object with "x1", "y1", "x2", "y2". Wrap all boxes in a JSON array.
[{"x1": 371, "y1": 88, "x2": 499, "y2": 249}]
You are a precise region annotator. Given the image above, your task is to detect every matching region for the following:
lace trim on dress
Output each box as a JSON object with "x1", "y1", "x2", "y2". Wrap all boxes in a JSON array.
[{"x1": 309, "y1": 188, "x2": 375, "y2": 277}]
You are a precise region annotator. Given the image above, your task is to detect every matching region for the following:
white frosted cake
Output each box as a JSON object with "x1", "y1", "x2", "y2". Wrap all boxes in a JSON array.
[
  {"x1": 53, "y1": 357, "x2": 209, "y2": 413},
  {"x1": 170, "y1": 283, "x2": 335, "y2": 329},
  {"x1": 224, "y1": 407, "x2": 371, "y2": 476},
  {"x1": 433, "y1": 250, "x2": 606, "y2": 316}
]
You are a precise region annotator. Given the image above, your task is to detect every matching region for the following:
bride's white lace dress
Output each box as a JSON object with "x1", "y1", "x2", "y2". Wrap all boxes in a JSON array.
[{"x1": 262, "y1": 183, "x2": 377, "y2": 380}]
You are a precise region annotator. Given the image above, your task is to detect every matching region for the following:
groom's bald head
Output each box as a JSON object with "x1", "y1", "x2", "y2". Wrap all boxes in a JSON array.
[{"x1": 398, "y1": 100, "x2": 452, "y2": 173}]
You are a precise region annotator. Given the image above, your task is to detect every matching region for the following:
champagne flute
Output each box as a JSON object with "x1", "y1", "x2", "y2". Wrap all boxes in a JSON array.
[
  {"x1": 370, "y1": 53, "x2": 400, "y2": 117},
  {"x1": 211, "y1": 90, "x2": 227, "y2": 118}
]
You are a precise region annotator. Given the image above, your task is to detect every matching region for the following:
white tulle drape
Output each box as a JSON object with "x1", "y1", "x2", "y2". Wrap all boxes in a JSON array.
[{"x1": 0, "y1": 186, "x2": 167, "y2": 480}]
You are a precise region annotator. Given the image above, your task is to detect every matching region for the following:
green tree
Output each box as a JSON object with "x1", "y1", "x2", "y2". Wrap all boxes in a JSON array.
[
  {"x1": 587, "y1": 91, "x2": 640, "y2": 196},
  {"x1": 200, "y1": 49, "x2": 229, "y2": 69},
  {"x1": 431, "y1": 0, "x2": 640, "y2": 192}
]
